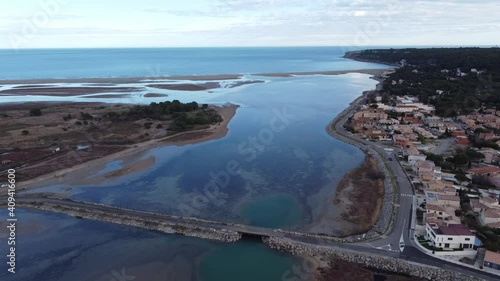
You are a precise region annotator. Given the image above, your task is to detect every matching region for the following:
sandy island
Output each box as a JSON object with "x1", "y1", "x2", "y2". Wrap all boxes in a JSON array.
[{"x1": 1, "y1": 103, "x2": 238, "y2": 190}]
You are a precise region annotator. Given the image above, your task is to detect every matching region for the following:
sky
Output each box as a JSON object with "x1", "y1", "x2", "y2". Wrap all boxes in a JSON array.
[{"x1": 0, "y1": 0, "x2": 499, "y2": 49}]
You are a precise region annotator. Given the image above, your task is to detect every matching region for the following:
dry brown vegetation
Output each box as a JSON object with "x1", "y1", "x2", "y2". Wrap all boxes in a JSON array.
[
  {"x1": 333, "y1": 155, "x2": 385, "y2": 236},
  {"x1": 0, "y1": 102, "x2": 230, "y2": 181}
]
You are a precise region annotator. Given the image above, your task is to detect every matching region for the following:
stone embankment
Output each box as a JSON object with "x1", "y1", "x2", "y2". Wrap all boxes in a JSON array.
[
  {"x1": 19, "y1": 202, "x2": 241, "y2": 242},
  {"x1": 264, "y1": 237, "x2": 482, "y2": 281}
]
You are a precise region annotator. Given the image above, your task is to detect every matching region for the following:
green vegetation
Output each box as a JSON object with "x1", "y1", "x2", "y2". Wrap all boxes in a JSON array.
[
  {"x1": 424, "y1": 152, "x2": 444, "y2": 166},
  {"x1": 29, "y1": 108, "x2": 42, "y2": 116},
  {"x1": 455, "y1": 174, "x2": 469, "y2": 182},
  {"x1": 63, "y1": 114, "x2": 72, "y2": 121},
  {"x1": 103, "y1": 100, "x2": 223, "y2": 132},
  {"x1": 347, "y1": 48, "x2": 500, "y2": 117},
  {"x1": 443, "y1": 148, "x2": 485, "y2": 170},
  {"x1": 168, "y1": 110, "x2": 222, "y2": 131},
  {"x1": 477, "y1": 226, "x2": 500, "y2": 251},
  {"x1": 80, "y1": 112, "x2": 94, "y2": 120}
]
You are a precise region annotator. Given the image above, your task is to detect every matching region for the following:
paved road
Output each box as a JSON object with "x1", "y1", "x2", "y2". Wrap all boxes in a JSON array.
[{"x1": 331, "y1": 93, "x2": 499, "y2": 280}]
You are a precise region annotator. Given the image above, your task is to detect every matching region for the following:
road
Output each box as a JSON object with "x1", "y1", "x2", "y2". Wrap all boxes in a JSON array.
[{"x1": 330, "y1": 93, "x2": 499, "y2": 280}]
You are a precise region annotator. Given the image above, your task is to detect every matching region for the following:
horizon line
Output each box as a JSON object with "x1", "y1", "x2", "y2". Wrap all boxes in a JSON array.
[{"x1": 0, "y1": 45, "x2": 498, "y2": 51}]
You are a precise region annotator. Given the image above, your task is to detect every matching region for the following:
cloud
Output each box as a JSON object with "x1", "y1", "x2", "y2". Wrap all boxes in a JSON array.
[{"x1": 353, "y1": 11, "x2": 367, "y2": 17}]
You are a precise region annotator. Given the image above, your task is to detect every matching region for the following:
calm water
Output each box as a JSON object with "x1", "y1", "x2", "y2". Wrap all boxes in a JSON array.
[
  {"x1": 33, "y1": 74, "x2": 375, "y2": 230},
  {"x1": 0, "y1": 210, "x2": 296, "y2": 281},
  {"x1": 1, "y1": 47, "x2": 387, "y2": 281}
]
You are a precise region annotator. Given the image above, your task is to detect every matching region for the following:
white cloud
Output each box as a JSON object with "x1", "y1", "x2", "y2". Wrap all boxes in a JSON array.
[{"x1": 353, "y1": 10, "x2": 367, "y2": 17}]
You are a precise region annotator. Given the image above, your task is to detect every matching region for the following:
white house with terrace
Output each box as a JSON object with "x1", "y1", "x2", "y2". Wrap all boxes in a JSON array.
[{"x1": 425, "y1": 223, "x2": 476, "y2": 251}]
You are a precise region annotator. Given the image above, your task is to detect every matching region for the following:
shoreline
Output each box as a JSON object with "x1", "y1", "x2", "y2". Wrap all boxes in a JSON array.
[
  {"x1": 322, "y1": 78, "x2": 393, "y2": 238},
  {"x1": 0, "y1": 68, "x2": 389, "y2": 85},
  {"x1": 17, "y1": 104, "x2": 239, "y2": 190}
]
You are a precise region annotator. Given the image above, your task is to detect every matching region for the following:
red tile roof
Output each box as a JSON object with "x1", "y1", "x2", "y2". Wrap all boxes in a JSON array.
[
  {"x1": 485, "y1": 250, "x2": 500, "y2": 265},
  {"x1": 468, "y1": 166, "x2": 500, "y2": 175},
  {"x1": 438, "y1": 224, "x2": 474, "y2": 236},
  {"x1": 403, "y1": 117, "x2": 424, "y2": 124}
]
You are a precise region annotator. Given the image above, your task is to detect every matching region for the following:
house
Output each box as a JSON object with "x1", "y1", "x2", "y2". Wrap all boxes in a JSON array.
[
  {"x1": 413, "y1": 127, "x2": 437, "y2": 139},
  {"x1": 468, "y1": 166, "x2": 500, "y2": 177},
  {"x1": 426, "y1": 202, "x2": 459, "y2": 222},
  {"x1": 480, "y1": 197, "x2": 499, "y2": 208},
  {"x1": 478, "y1": 132, "x2": 497, "y2": 141},
  {"x1": 425, "y1": 223, "x2": 476, "y2": 250},
  {"x1": 425, "y1": 180, "x2": 454, "y2": 191},
  {"x1": 479, "y1": 208, "x2": 500, "y2": 226},
  {"x1": 478, "y1": 148, "x2": 499, "y2": 164},
  {"x1": 395, "y1": 105, "x2": 419, "y2": 113},
  {"x1": 403, "y1": 116, "x2": 424, "y2": 126},
  {"x1": 484, "y1": 250, "x2": 500, "y2": 270},
  {"x1": 452, "y1": 131, "x2": 469, "y2": 145},
  {"x1": 408, "y1": 155, "x2": 427, "y2": 166},
  {"x1": 352, "y1": 108, "x2": 388, "y2": 121},
  {"x1": 394, "y1": 135, "x2": 411, "y2": 148},
  {"x1": 438, "y1": 194, "x2": 460, "y2": 208},
  {"x1": 363, "y1": 129, "x2": 390, "y2": 141},
  {"x1": 425, "y1": 115, "x2": 442, "y2": 126},
  {"x1": 470, "y1": 198, "x2": 489, "y2": 213},
  {"x1": 1, "y1": 160, "x2": 11, "y2": 165}
]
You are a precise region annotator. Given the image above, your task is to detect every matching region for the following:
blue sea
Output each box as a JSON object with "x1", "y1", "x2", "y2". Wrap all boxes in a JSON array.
[
  {"x1": 0, "y1": 47, "x2": 389, "y2": 281},
  {"x1": 0, "y1": 47, "x2": 389, "y2": 79}
]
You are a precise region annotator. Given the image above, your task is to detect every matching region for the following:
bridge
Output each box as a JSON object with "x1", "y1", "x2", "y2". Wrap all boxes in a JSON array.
[{"x1": 5, "y1": 196, "x2": 344, "y2": 244}]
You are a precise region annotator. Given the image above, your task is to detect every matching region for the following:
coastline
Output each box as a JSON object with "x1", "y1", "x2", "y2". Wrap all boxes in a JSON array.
[
  {"x1": 17, "y1": 104, "x2": 239, "y2": 190},
  {"x1": 0, "y1": 68, "x2": 388, "y2": 85},
  {"x1": 321, "y1": 78, "x2": 393, "y2": 238}
]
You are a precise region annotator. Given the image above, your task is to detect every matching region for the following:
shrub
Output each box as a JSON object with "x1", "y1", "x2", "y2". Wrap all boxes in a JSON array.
[
  {"x1": 156, "y1": 123, "x2": 163, "y2": 129},
  {"x1": 29, "y1": 108, "x2": 42, "y2": 116},
  {"x1": 144, "y1": 122, "x2": 153, "y2": 129},
  {"x1": 21, "y1": 130, "x2": 29, "y2": 135},
  {"x1": 62, "y1": 114, "x2": 72, "y2": 121},
  {"x1": 75, "y1": 121, "x2": 82, "y2": 126}
]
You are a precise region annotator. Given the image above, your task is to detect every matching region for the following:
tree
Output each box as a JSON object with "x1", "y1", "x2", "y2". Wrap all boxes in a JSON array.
[
  {"x1": 425, "y1": 153, "x2": 444, "y2": 166},
  {"x1": 455, "y1": 174, "x2": 469, "y2": 182},
  {"x1": 466, "y1": 149, "x2": 485, "y2": 162},
  {"x1": 29, "y1": 108, "x2": 42, "y2": 116}
]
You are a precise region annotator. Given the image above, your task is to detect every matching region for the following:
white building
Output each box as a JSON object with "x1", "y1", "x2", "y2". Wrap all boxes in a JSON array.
[
  {"x1": 425, "y1": 223, "x2": 476, "y2": 250},
  {"x1": 408, "y1": 155, "x2": 427, "y2": 166}
]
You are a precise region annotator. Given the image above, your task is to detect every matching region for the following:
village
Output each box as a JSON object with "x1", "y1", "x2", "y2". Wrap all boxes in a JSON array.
[{"x1": 345, "y1": 88, "x2": 500, "y2": 272}]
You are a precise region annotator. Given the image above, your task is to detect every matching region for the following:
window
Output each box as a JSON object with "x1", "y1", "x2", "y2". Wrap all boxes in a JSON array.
[
  {"x1": 439, "y1": 212, "x2": 442, "y2": 215},
  {"x1": 465, "y1": 238, "x2": 470, "y2": 241},
  {"x1": 447, "y1": 237, "x2": 453, "y2": 241},
  {"x1": 444, "y1": 243, "x2": 450, "y2": 248}
]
